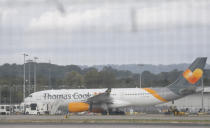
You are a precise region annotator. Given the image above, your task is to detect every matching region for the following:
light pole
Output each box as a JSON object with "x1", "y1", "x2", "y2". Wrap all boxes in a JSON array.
[
  {"x1": 138, "y1": 64, "x2": 144, "y2": 88},
  {"x1": 27, "y1": 59, "x2": 33, "y2": 94},
  {"x1": 140, "y1": 73, "x2": 142, "y2": 88},
  {"x1": 23, "y1": 53, "x2": 28, "y2": 102},
  {"x1": 9, "y1": 85, "x2": 12, "y2": 115},
  {"x1": 48, "y1": 59, "x2": 51, "y2": 89},
  {"x1": 0, "y1": 86, "x2": 1, "y2": 104},
  {"x1": 201, "y1": 76, "x2": 204, "y2": 112},
  {"x1": 34, "y1": 57, "x2": 38, "y2": 92}
]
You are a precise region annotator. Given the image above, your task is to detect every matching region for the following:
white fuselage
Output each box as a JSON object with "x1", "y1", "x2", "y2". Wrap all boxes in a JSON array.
[{"x1": 23, "y1": 88, "x2": 165, "y2": 108}]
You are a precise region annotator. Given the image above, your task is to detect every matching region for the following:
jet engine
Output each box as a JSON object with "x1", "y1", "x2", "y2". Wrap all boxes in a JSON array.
[
  {"x1": 68, "y1": 102, "x2": 105, "y2": 113},
  {"x1": 68, "y1": 102, "x2": 89, "y2": 112}
]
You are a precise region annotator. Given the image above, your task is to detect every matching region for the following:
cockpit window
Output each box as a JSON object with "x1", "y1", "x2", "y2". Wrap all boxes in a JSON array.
[{"x1": 28, "y1": 95, "x2": 32, "y2": 97}]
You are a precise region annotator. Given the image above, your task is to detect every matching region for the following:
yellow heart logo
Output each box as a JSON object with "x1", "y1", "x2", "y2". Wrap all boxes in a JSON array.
[{"x1": 183, "y1": 68, "x2": 203, "y2": 84}]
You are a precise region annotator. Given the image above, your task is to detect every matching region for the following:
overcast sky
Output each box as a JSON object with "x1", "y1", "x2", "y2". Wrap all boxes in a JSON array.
[{"x1": 0, "y1": 0, "x2": 209, "y2": 65}]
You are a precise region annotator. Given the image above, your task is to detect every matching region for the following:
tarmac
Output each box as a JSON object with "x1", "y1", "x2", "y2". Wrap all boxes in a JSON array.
[
  {"x1": 0, "y1": 114, "x2": 210, "y2": 125},
  {"x1": 0, "y1": 123, "x2": 210, "y2": 128}
]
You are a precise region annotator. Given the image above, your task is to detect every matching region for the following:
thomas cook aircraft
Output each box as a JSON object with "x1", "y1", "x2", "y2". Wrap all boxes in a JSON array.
[{"x1": 23, "y1": 57, "x2": 207, "y2": 114}]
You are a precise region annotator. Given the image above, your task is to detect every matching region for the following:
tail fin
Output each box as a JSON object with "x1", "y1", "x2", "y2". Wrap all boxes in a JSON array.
[{"x1": 168, "y1": 57, "x2": 207, "y2": 95}]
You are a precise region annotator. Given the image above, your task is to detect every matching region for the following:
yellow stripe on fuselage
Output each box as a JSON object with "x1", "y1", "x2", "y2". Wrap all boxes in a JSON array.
[{"x1": 143, "y1": 88, "x2": 168, "y2": 102}]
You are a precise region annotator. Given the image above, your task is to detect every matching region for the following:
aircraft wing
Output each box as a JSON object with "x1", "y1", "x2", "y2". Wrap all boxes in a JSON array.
[{"x1": 86, "y1": 88, "x2": 112, "y2": 104}]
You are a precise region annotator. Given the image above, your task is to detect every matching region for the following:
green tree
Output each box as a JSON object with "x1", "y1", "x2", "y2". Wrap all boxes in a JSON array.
[
  {"x1": 84, "y1": 68, "x2": 100, "y2": 88},
  {"x1": 98, "y1": 68, "x2": 117, "y2": 88},
  {"x1": 64, "y1": 71, "x2": 84, "y2": 88}
]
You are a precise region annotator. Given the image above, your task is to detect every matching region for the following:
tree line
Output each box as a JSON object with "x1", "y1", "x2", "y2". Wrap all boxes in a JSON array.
[{"x1": 0, "y1": 62, "x2": 210, "y2": 104}]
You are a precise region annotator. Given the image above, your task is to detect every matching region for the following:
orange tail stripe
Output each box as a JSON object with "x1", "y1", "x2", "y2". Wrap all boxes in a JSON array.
[{"x1": 143, "y1": 88, "x2": 168, "y2": 102}]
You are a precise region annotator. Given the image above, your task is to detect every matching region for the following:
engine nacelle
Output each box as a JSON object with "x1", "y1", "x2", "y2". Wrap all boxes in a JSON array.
[
  {"x1": 68, "y1": 102, "x2": 106, "y2": 113},
  {"x1": 68, "y1": 102, "x2": 89, "y2": 112},
  {"x1": 89, "y1": 104, "x2": 105, "y2": 113}
]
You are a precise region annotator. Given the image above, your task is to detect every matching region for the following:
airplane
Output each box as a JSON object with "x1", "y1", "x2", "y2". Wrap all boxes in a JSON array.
[{"x1": 23, "y1": 57, "x2": 207, "y2": 114}]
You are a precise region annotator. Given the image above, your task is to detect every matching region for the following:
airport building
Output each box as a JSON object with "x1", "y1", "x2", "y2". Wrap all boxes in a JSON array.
[{"x1": 157, "y1": 87, "x2": 210, "y2": 113}]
